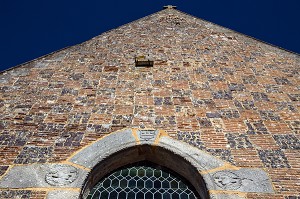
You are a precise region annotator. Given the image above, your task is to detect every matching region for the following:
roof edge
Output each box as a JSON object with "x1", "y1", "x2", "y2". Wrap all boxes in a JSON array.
[
  {"x1": 1, "y1": 7, "x2": 299, "y2": 74},
  {"x1": 0, "y1": 46, "x2": 71, "y2": 74},
  {"x1": 174, "y1": 9, "x2": 300, "y2": 57},
  {"x1": 0, "y1": 8, "x2": 166, "y2": 74}
]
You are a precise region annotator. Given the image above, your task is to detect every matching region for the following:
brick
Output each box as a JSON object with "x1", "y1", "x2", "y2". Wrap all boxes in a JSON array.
[
  {"x1": 284, "y1": 150, "x2": 300, "y2": 169},
  {"x1": 223, "y1": 119, "x2": 247, "y2": 133},
  {"x1": 154, "y1": 105, "x2": 175, "y2": 116},
  {"x1": 27, "y1": 131, "x2": 59, "y2": 146},
  {"x1": 269, "y1": 169, "x2": 300, "y2": 194},
  {"x1": 240, "y1": 110, "x2": 261, "y2": 120},
  {"x1": 88, "y1": 113, "x2": 112, "y2": 124},
  {"x1": 247, "y1": 193, "x2": 284, "y2": 199},
  {"x1": 201, "y1": 130, "x2": 228, "y2": 149},
  {"x1": 231, "y1": 149, "x2": 263, "y2": 167},
  {"x1": 264, "y1": 121, "x2": 292, "y2": 134},
  {"x1": 0, "y1": 146, "x2": 22, "y2": 164},
  {"x1": 249, "y1": 134, "x2": 279, "y2": 150}
]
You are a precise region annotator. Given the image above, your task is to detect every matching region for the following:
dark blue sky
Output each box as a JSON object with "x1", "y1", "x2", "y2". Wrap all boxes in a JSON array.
[{"x1": 0, "y1": 0, "x2": 299, "y2": 71}]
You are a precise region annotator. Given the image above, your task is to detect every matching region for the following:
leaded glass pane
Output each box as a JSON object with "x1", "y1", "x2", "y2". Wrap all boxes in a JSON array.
[{"x1": 87, "y1": 165, "x2": 199, "y2": 199}]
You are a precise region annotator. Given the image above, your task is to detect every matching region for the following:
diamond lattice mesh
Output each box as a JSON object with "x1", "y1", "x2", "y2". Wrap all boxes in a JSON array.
[{"x1": 87, "y1": 165, "x2": 198, "y2": 199}]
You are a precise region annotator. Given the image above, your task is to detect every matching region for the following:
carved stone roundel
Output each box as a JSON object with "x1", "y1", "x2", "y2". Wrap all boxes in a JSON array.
[
  {"x1": 45, "y1": 164, "x2": 78, "y2": 186},
  {"x1": 212, "y1": 171, "x2": 242, "y2": 190}
]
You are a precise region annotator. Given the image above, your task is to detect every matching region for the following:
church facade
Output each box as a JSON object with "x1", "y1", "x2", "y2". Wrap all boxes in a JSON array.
[{"x1": 0, "y1": 6, "x2": 299, "y2": 199}]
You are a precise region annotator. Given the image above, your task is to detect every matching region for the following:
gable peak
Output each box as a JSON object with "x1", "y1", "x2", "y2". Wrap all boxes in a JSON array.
[{"x1": 163, "y1": 5, "x2": 177, "y2": 9}]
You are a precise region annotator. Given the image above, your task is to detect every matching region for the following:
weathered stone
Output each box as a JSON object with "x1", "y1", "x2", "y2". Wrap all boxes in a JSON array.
[
  {"x1": 137, "y1": 129, "x2": 159, "y2": 145},
  {"x1": 158, "y1": 136, "x2": 224, "y2": 170},
  {"x1": 211, "y1": 194, "x2": 246, "y2": 199},
  {"x1": 45, "y1": 164, "x2": 78, "y2": 186},
  {"x1": 70, "y1": 129, "x2": 136, "y2": 168},
  {"x1": 204, "y1": 168, "x2": 274, "y2": 193},
  {"x1": 0, "y1": 164, "x2": 87, "y2": 188},
  {"x1": 47, "y1": 190, "x2": 80, "y2": 199}
]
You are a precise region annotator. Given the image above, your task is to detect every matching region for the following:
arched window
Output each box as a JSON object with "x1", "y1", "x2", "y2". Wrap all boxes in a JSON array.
[
  {"x1": 79, "y1": 144, "x2": 209, "y2": 199},
  {"x1": 87, "y1": 161, "x2": 200, "y2": 199}
]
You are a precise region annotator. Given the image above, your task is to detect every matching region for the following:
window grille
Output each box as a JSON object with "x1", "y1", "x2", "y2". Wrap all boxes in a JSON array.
[{"x1": 87, "y1": 164, "x2": 199, "y2": 199}]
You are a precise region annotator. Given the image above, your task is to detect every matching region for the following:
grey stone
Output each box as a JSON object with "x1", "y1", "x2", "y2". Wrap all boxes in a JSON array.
[
  {"x1": 204, "y1": 168, "x2": 274, "y2": 193},
  {"x1": 137, "y1": 129, "x2": 159, "y2": 144},
  {"x1": 157, "y1": 136, "x2": 224, "y2": 170},
  {"x1": 0, "y1": 164, "x2": 87, "y2": 188},
  {"x1": 45, "y1": 164, "x2": 78, "y2": 186},
  {"x1": 34, "y1": 61, "x2": 49, "y2": 68},
  {"x1": 0, "y1": 73, "x2": 11, "y2": 83},
  {"x1": 211, "y1": 194, "x2": 246, "y2": 199},
  {"x1": 46, "y1": 52, "x2": 68, "y2": 62},
  {"x1": 70, "y1": 129, "x2": 136, "y2": 168},
  {"x1": 47, "y1": 190, "x2": 80, "y2": 199},
  {"x1": 9, "y1": 68, "x2": 30, "y2": 76}
]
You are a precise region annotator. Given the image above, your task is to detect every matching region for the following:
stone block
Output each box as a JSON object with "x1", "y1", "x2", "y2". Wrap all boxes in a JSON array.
[
  {"x1": 137, "y1": 129, "x2": 159, "y2": 145},
  {"x1": 47, "y1": 190, "x2": 80, "y2": 199},
  {"x1": 204, "y1": 168, "x2": 274, "y2": 193},
  {"x1": 0, "y1": 164, "x2": 87, "y2": 188},
  {"x1": 70, "y1": 129, "x2": 136, "y2": 168},
  {"x1": 158, "y1": 136, "x2": 224, "y2": 171}
]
